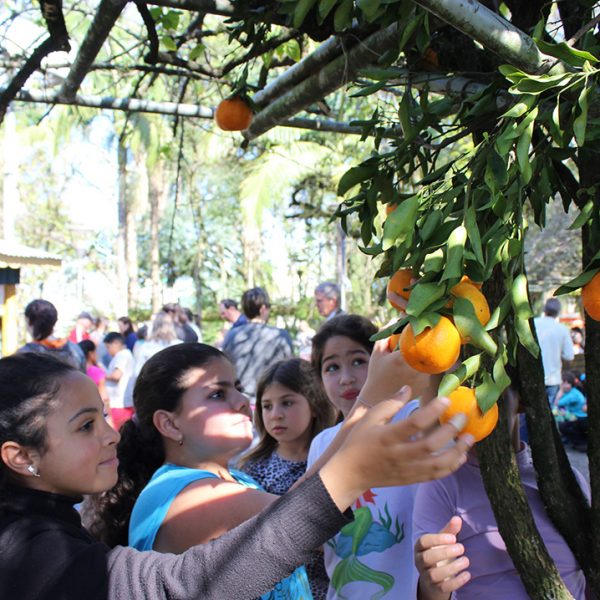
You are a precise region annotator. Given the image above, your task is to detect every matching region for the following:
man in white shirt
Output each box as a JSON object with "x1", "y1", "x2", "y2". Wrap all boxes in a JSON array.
[
  {"x1": 104, "y1": 332, "x2": 135, "y2": 430},
  {"x1": 533, "y1": 298, "x2": 575, "y2": 407}
]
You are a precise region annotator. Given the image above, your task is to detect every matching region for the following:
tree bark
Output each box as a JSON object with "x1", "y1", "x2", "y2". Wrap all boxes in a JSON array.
[
  {"x1": 578, "y1": 146, "x2": 600, "y2": 589},
  {"x1": 59, "y1": 0, "x2": 128, "y2": 100}
]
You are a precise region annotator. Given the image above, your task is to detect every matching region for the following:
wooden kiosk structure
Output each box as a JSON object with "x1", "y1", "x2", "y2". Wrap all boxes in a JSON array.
[{"x1": 0, "y1": 240, "x2": 61, "y2": 356}]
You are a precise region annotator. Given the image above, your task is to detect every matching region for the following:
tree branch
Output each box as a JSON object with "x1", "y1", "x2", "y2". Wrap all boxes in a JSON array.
[
  {"x1": 59, "y1": 0, "x2": 128, "y2": 100},
  {"x1": 244, "y1": 22, "x2": 403, "y2": 142},
  {"x1": 413, "y1": 0, "x2": 562, "y2": 75},
  {"x1": 133, "y1": 0, "x2": 160, "y2": 64}
]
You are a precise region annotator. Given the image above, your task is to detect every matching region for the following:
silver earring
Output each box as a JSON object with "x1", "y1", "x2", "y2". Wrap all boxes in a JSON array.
[
  {"x1": 178, "y1": 437, "x2": 184, "y2": 447},
  {"x1": 27, "y1": 464, "x2": 40, "y2": 477}
]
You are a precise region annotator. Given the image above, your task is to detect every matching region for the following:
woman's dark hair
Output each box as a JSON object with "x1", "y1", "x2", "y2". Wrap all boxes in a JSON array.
[
  {"x1": 239, "y1": 358, "x2": 336, "y2": 468},
  {"x1": 0, "y1": 353, "x2": 75, "y2": 488},
  {"x1": 311, "y1": 314, "x2": 377, "y2": 373},
  {"x1": 88, "y1": 343, "x2": 226, "y2": 547},
  {"x1": 117, "y1": 316, "x2": 135, "y2": 336},
  {"x1": 242, "y1": 287, "x2": 270, "y2": 319},
  {"x1": 79, "y1": 339, "x2": 96, "y2": 358},
  {"x1": 24, "y1": 299, "x2": 58, "y2": 341}
]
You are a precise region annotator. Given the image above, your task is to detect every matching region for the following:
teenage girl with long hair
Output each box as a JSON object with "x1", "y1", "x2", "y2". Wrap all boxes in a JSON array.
[
  {"x1": 88, "y1": 342, "x2": 471, "y2": 599},
  {"x1": 307, "y1": 314, "x2": 445, "y2": 600}
]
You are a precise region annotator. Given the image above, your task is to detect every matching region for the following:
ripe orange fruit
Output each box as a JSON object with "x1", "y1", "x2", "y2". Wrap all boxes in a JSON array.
[
  {"x1": 214, "y1": 97, "x2": 253, "y2": 131},
  {"x1": 399, "y1": 316, "x2": 460, "y2": 374},
  {"x1": 439, "y1": 386, "x2": 498, "y2": 442},
  {"x1": 387, "y1": 269, "x2": 414, "y2": 310},
  {"x1": 582, "y1": 272, "x2": 600, "y2": 321},
  {"x1": 386, "y1": 203, "x2": 398, "y2": 215},
  {"x1": 460, "y1": 275, "x2": 483, "y2": 289},
  {"x1": 450, "y1": 281, "x2": 491, "y2": 327},
  {"x1": 388, "y1": 332, "x2": 401, "y2": 351}
]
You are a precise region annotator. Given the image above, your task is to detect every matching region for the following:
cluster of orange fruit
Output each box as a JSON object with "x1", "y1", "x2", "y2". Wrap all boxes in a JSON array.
[{"x1": 386, "y1": 268, "x2": 496, "y2": 442}]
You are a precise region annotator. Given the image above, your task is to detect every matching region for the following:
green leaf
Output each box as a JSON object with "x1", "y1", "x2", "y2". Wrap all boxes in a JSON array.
[
  {"x1": 337, "y1": 165, "x2": 376, "y2": 196},
  {"x1": 409, "y1": 312, "x2": 441, "y2": 336},
  {"x1": 514, "y1": 316, "x2": 539, "y2": 358},
  {"x1": 398, "y1": 14, "x2": 423, "y2": 52},
  {"x1": 510, "y1": 274, "x2": 533, "y2": 320},
  {"x1": 438, "y1": 354, "x2": 483, "y2": 397},
  {"x1": 516, "y1": 117, "x2": 535, "y2": 184},
  {"x1": 486, "y1": 293, "x2": 511, "y2": 330},
  {"x1": 465, "y1": 206, "x2": 484, "y2": 265},
  {"x1": 162, "y1": 10, "x2": 180, "y2": 30},
  {"x1": 318, "y1": 0, "x2": 339, "y2": 20},
  {"x1": 476, "y1": 372, "x2": 501, "y2": 414},
  {"x1": 406, "y1": 282, "x2": 447, "y2": 318},
  {"x1": 569, "y1": 199, "x2": 594, "y2": 230},
  {"x1": 399, "y1": 92, "x2": 415, "y2": 140},
  {"x1": 573, "y1": 84, "x2": 591, "y2": 146},
  {"x1": 350, "y1": 80, "x2": 388, "y2": 97},
  {"x1": 382, "y1": 196, "x2": 419, "y2": 250},
  {"x1": 293, "y1": 0, "x2": 318, "y2": 28},
  {"x1": 511, "y1": 73, "x2": 571, "y2": 96},
  {"x1": 501, "y1": 95, "x2": 536, "y2": 119},
  {"x1": 423, "y1": 248, "x2": 444, "y2": 273},
  {"x1": 333, "y1": 0, "x2": 353, "y2": 30},
  {"x1": 441, "y1": 225, "x2": 467, "y2": 281},
  {"x1": 188, "y1": 44, "x2": 204, "y2": 61},
  {"x1": 161, "y1": 36, "x2": 177, "y2": 51},
  {"x1": 371, "y1": 317, "x2": 408, "y2": 341},
  {"x1": 554, "y1": 268, "x2": 600, "y2": 294},
  {"x1": 453, "y1": 297, "x2": 498, "y2": 356},
  {"x1": 492, "y1": 353, "x2": 511, "y2": 392},
  {"x1": 536, "y1": 39, "x2": 599, "y2": 67},
  {"x1": 357, "y1": 0, "x2": 381, "y2": 20}
]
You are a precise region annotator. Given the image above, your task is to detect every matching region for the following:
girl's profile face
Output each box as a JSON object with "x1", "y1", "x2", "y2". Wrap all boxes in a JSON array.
[
  {"x1": 320, "y1": 335, "x2": 370, "y2": 418},
  {"x1": 173, "y1": 357, "x2": 253, "y2": 463},
  {"x1": 35, "y1": 372, "x2": 120, "y2": 496},
  {"x1": 261, "y1": 382, "x2": 313, "y2": 448}
]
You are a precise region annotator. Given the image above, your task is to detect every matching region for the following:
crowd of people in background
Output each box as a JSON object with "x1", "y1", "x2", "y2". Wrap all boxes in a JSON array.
[{"x1": 1, "y1": 282, "x2": 591, "y2": 599}]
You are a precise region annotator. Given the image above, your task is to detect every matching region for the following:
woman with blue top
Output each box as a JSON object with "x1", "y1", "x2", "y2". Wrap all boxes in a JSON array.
[{"x1": 89, "y1": 342, "x2": 473, "y2": 600}]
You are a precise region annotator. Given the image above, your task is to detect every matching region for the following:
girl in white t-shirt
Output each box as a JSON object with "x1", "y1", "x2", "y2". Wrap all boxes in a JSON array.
[{"x1": 307, "y1": 314, "x2": 441, "y2": 600}]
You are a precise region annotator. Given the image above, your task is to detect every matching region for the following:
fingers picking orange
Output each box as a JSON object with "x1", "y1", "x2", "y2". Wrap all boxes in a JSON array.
[
  {"x1": 399, "y1": 316, "x2": 460, "y2": 374},
  {"x1": 439, "y1": 386, "x2": 498, "y2": 442},
  {"x1": 387, "y1": 268, "x2": 414, "y2": 309},
  {"x1": 215, "y1": 97, "x2": 253, "y2": 131},
  {"x1": 388, "y1": 333, "x2": 401, "y2": 351},
  {"x1": 582, "y1": 273, "x2": 600, "y2": 321}
]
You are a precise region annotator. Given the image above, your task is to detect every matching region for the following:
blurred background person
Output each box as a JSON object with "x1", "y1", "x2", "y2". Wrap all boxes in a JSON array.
[
  {"x1": 18, "y1": 299, "x2": 85, "y2": 372},
  {"x1": 117, "y1": 316, "x2": 138, "y2": 351},
  {"x1": 68, "y1": 311, "x2": 94, "y2": 344},
  {"x1": 314, "y1": 282, "x2": 343, "y2": 321}
]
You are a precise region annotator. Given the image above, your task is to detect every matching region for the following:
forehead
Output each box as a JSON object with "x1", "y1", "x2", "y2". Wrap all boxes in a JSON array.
[
  {"x1": 179, "y1": 356, "x2": 236, "y2": 389},
  {"x1": 50, "y1": 371, "x2": 102, "y2": 418},
  {"x1": 322, "y1": 335, "x2": 369, "y2": 358},
  {"x1": 262, "y1": 381, "x2": 299, "y2": 400}
]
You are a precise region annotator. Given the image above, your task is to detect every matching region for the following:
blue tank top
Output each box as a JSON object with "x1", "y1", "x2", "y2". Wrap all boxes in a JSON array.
[{"x1": 129, "y1": 463, "x2": 313, "y2": 600}]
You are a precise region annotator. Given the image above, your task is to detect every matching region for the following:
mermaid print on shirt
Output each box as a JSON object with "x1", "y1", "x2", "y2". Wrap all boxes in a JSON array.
[{"x1": 328, "y1": 490, "x2": 405, "y2": 600}]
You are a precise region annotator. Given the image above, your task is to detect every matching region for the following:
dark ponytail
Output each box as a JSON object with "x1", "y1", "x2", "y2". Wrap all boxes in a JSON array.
[{"x1": 88, "y1": 343, "x2": 225, "y2": 546}]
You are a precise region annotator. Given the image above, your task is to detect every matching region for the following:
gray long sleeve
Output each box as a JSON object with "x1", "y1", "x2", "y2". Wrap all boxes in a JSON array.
[{"x1": 106, "y1": 473, "x2": 353, "y2": 599}]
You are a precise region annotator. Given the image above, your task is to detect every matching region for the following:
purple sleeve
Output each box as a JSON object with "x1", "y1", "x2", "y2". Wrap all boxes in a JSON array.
[{"x1": 413, "y1": 479, "x2": 456, "y2": 548}]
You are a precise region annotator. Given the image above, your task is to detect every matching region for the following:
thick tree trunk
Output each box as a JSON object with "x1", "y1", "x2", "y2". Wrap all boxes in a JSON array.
[
  {"x1": 478, "y1": 268, "x2": 574, "y2": 598},
  {"x1": 578, "y1": 147, "x2": 600, "y2": 588}
]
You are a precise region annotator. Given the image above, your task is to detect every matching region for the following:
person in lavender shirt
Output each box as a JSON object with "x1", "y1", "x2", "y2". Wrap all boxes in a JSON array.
[{"x1": 413, "y1": 372, "x2": 590, "y2": 600}]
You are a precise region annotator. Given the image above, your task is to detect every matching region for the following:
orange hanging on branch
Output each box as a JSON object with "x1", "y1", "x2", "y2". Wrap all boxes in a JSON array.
[
  {"x1": 439, "y1": 386, "x2": 498, "y2": 442},
  {"x1": 214, "y1": 97, "x2": 253, "y2": 131}
]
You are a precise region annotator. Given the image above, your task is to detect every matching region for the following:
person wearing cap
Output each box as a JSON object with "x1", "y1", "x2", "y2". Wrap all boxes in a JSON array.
[
  {"x1": 533, "y1": 297, "x2": 575, "y2": 407},
  {"x1": 69, "y1": 311, "x2": 94, "y2": 344}
]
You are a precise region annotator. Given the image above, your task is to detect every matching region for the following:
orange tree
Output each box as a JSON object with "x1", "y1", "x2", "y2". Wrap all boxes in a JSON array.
[{"x1": 332, "y1": 29, "x2": 600, "y2": 600}]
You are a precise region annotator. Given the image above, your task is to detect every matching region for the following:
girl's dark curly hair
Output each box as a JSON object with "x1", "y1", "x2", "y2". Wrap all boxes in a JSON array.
[
  {"x1": 238, "y1": 358, "x2": 336, "y2": 468},
  {"x1": 88, "y1": 343, "x2": 225, "y2": 547}
]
